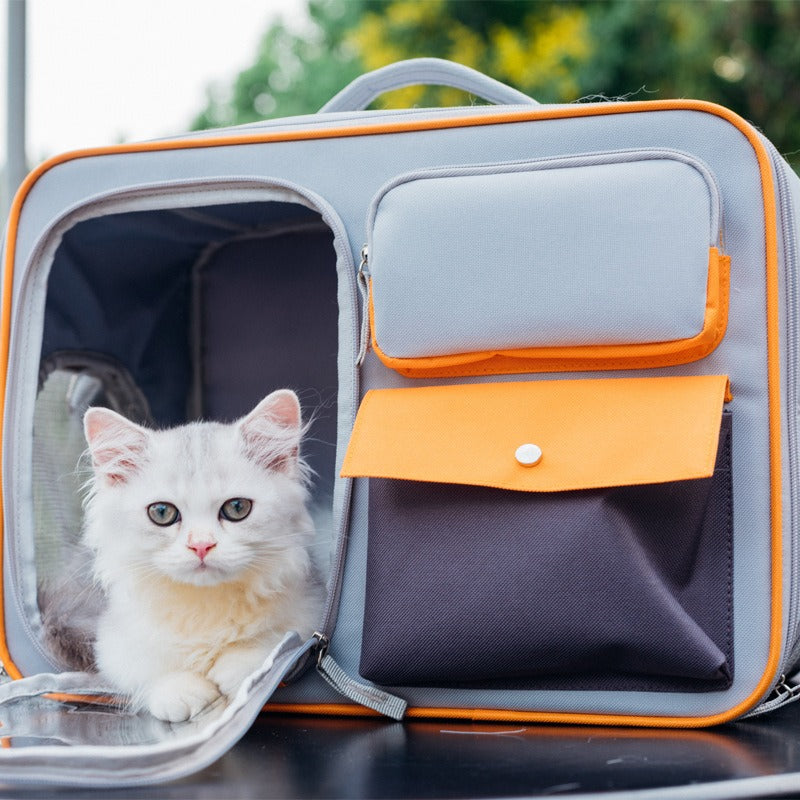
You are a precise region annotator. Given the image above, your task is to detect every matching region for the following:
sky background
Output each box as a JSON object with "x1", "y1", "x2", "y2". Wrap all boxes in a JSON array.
[{"x1": 1, "y1": 0, "x2": 308, "y2": 163}]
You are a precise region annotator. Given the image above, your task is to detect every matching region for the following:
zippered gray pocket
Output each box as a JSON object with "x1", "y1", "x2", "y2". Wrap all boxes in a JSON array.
[{"x1": 364, "y1": 150, "x2": 728, "y2": 377}]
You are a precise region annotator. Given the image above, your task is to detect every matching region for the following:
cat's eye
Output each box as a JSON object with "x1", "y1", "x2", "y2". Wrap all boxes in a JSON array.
[
  {"x1": 147, "y1": 502, "x2": 180, "y2": 526},
  {"x1": 220, "y1": 497, "x2": 252, "y2": 522}
]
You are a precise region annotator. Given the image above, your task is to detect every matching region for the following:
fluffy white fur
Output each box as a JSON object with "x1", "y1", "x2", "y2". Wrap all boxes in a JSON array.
[{"x1": 82, "y1": 390, "x2": 323, "y2": 723}]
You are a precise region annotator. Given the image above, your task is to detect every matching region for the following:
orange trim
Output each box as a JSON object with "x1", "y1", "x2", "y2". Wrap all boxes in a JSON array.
[
  {"x1": 45, "y1": 693, "x2": 118, "y2": 705},
  {"x1": 341, "y1": 375, "x2": 729, "y2": 492},
  {"x1": 0, "y1": 99, "x2": 783, "y2": 727},
  {"x1": 263, "y1": 699, "x2": 762, "y2": 730},
  {"x1": 265, "y1": 702, "x2": 384, "y2": 719},
  {"x1": 369, "y1": 248, "x2": 730, "y2": 377}
]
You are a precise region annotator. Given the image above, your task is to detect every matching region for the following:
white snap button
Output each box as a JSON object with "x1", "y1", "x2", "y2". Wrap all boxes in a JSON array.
[{"x1": 515, "y1": 443, "x2": 542, "y2": 467}]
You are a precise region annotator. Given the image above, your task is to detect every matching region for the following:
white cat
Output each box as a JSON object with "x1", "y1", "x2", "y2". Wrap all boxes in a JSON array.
[{"x1": 82, "y1": 390, "x2": 324, "y2": 722}]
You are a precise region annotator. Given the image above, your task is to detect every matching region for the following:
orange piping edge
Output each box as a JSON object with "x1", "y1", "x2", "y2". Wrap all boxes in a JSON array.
[
  {"x1": 0, "y1": 98, "x2": 783, "y2": 725},
  {"x1": 368, "y1": 249, "x2": 729, "y2": 376}
]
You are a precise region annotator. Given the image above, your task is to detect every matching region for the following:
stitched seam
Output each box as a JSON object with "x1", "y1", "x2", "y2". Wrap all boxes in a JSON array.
[{"x1": 724, "y1": 419, "x2": 734, "y2": 678}]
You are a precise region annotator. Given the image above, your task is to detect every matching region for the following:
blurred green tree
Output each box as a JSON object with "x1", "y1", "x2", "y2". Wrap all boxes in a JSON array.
[
  {"x1": 192, "y1": 0, "x2": 365, "y2": 129},
  {"x1": 193, "y1": 0, "x2": 800, "y2": 166},
  {"x1": 574, "y1": 0, "x2": 800, "y2": 165}
]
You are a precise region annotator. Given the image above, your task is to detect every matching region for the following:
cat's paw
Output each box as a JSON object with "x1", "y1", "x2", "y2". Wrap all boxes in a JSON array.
[
  {"x1": 208, "y1": 643, "x2": 270, "y2": 697},
  {"x1": 145, "y1": 671, "x2": 221, "y2": 722}
]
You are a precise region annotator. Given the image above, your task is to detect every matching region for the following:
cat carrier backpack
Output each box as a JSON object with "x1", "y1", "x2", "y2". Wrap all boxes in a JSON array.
[{"x1": 0, "y1": 57, "x2": 798, "y2": 786}]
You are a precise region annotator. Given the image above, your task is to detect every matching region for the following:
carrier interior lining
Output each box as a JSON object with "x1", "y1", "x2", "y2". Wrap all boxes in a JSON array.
[
  {"x1": 32, "y1": 197, "x2": 340, "y2": 667},
  {"x1": 40, "y1": 198, "x2": 339, "y2": 495}
]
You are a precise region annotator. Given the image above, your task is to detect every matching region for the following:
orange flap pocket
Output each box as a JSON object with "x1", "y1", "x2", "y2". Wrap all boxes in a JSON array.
[
  {"x1": 342, "y1": 375, "x2": 730, "y2": 491},
  {"x1": 343, "y1": 375, "x2": 734, "y2": 691}
]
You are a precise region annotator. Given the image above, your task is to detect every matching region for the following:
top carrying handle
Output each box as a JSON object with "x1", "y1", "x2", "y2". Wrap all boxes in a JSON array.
[{"x1": 319, "y1": 57, "x2": 538, "y2": 113}]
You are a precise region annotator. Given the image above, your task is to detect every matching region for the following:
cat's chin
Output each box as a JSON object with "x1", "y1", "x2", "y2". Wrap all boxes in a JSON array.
[{"x1": 166, "y1": 563, "x2": 237, "y2": 588}]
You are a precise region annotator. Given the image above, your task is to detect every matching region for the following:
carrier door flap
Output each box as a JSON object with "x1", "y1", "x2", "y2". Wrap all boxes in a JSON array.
[{"x1": 341, "y1": 375, "x2": 730, "y2": 492}]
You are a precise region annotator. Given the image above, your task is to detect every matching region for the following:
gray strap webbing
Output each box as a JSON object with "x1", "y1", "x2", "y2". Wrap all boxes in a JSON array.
[{"x1": 317, "y1": 653, "x2": 407, "y2": 721}]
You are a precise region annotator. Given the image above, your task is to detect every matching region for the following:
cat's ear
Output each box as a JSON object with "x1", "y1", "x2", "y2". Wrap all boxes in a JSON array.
[
  {"x1": 239, "y1": 390, "x2": 302, "y2": 475},
  {"x1": 84, "y1": 408, "x2": 149, "y2": 486}
]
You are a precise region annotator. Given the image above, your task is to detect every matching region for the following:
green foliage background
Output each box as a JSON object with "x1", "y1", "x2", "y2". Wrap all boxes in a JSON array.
[{"x1": 193, "y1": 0, "x2": 800, "y2": 168}]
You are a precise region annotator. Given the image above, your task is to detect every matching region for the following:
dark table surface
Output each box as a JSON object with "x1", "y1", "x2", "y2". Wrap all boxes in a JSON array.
[{"x1": 9, "y1": 702, "x2": 798, "y2": 800}]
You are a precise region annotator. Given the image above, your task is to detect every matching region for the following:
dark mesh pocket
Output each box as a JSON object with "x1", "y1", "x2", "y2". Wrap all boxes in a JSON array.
[{"x1": 359, "y1": 413, "x2": 732, "y2": 691}]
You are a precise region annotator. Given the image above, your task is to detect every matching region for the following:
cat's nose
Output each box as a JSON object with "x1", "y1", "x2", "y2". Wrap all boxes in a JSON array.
[{"x1": 187, "y1": 539, "x2": 217, "y2": 561}]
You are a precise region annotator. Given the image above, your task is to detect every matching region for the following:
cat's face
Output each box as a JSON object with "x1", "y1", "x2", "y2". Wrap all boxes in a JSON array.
[{"x1": 82, "y1": 391, "x2": 312, "y2": 589}]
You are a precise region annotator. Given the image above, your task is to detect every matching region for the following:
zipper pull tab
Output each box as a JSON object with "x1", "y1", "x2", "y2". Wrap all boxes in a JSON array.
[
  {"x1": 313, "y1": 631, "x2": 329, "y2": 661},
  {"x1": 313, "y1": 632, "x2": 407, "y2": 721},
  {"x1": 356, "y1": 245, "x2": 370, "y2": 367},
  {"x1": 743, "y1": 671, "x2": 800, "y2": 717}
]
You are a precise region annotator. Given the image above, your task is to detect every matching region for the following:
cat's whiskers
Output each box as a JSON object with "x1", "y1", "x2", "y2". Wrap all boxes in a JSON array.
[
  {"x1": 42, "y1": 389, "x2": 327, "y2": 721},
  {"x1": 248, "y1": 527, "x2": 316, "y2": 545}
]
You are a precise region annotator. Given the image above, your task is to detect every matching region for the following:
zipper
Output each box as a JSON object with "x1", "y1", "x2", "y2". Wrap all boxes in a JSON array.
[
  {"x1": 5, "y1": 175, "x2": 361, "y2": 674},
  {"x1": 155, "y1": 103, "x2": 543, "y2": 145},
  {"x1": 768, "y1": 142, "x2": 800, "y2": 672},
  {"x1": 365, "y1": 148, "x2": 724, "y2": 261},
  {"x1": 312, "y1": 632, "x2": 407, "y2": 720},
  {"x1": 745, "y1": 140, "x2": 800, "y2": 715},
  {"x1": 311, "y1": 239, "x2": 407, "y2": 720},
  {"x1": 312, "y1": 253, "x2": 359, "y2": 643},
  {"x1": 356, "y1": 245, "x2": 370, "y2": 366},
  {"x1": 311, "y1": 243, "x2": 407, "y2": 719},
  {"x1": 743, "y1": 671, "x2": 800, "y2": 718}
]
